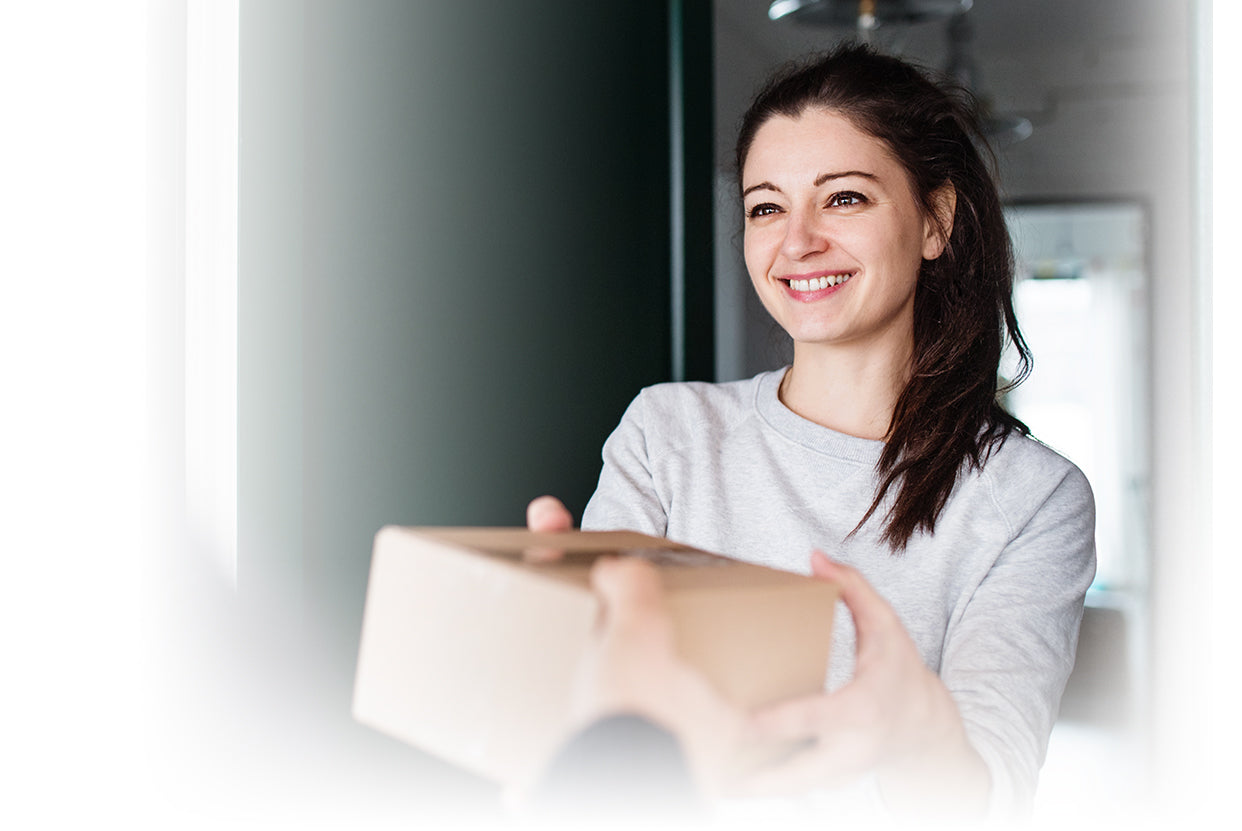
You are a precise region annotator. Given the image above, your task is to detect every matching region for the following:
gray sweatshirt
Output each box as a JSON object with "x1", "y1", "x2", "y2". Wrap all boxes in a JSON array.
[{"x1": 581, "y1": 368, "x2": 1096, "y2": 815}]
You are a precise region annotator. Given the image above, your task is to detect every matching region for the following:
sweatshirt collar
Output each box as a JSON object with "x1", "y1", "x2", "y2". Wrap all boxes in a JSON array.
[{"x1": 754, "y1": 367, "x2": 885, "y2": 465}]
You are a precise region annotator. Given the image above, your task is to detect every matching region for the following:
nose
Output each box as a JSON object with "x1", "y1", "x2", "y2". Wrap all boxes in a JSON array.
[{"x1": 779, "y1": 208, "x2": 827, "y2": 261}]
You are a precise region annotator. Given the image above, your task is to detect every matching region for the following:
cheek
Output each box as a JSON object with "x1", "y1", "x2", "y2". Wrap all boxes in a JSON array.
[
  {"x1": 742, "y1": 228, "x2": 776, "y2": 279},
  {"x1": 859, "y1": 218, "x2": 926, "y2": 274}
]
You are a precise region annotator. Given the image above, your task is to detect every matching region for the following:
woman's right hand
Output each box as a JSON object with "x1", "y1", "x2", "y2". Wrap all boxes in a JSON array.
[
  {"x1": 526, "y1": 495, "x2": 574, "y2": 532},
  {"x1": 740, "y1": 552, "x2": 991, "y2": 817}
]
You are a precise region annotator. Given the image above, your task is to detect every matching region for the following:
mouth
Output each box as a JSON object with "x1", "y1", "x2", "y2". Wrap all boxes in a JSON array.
[{"x1": 779, "y1": 272, "x2": 854, "y2": 296}]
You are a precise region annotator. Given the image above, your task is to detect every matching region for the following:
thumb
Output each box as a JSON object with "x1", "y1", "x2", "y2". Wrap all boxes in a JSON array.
[
  {"x1": 526, "y1": 495, "x2": 574, "y2": 532},
  {"x1": 808, "y1": 551, "x2": 897, "y2": 641}
]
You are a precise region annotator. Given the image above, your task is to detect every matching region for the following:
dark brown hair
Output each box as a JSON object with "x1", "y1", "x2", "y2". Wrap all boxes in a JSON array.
[{"x1": 735, "y1": 42, "x2": 1031, "y2": 551}]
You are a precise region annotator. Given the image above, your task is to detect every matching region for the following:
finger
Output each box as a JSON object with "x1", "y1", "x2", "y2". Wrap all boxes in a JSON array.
[
  {"x1": 526, "y1": 495, "x2": 573, "y2": 532},
  {"x1": 590, "y1": 556, "x2": 668, "y2": 626},
  {"x1": 571, "y1": 557, "x2": 678, "y2": 722},
  {"x1": 521, "y1": 545, "x2": 564, "y2": 563},
  {"x1": 809, "y1": 549, "x2": 839, "y2": 581},
  {"x1": 809, "y1": 551, "x2": 901, "y2": 640},
  {"x1": 748, "y1": 693, "x2": 838, "y2": 744},
  {"x1": 739, "y1": 729, "x2": 880, "y2": 798}
]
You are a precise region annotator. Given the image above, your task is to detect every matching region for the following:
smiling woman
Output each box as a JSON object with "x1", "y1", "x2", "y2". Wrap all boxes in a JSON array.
[
  {"x1": 731, "y1": 42, "x2": 1033, "y2": 551},
  {"x1": 529, "y1": 42, "x2": 1095, "y2": 822}
]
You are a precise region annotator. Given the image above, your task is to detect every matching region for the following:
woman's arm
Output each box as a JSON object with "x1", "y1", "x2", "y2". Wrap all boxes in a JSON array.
[
  {"x1": 938, "y1": 463, "x2": 1097, "y2": 812},
  {"x1": 743, "y1": 553, "x2": 991, "y2": 819},
  {"x1": 743, "y1": 464, "x2": 1096, "y2": 819}
]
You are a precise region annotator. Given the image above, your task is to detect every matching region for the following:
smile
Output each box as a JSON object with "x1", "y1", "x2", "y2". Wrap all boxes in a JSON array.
[{"x1": 781, "y1": 273, "x2": 853, "y2": 292}]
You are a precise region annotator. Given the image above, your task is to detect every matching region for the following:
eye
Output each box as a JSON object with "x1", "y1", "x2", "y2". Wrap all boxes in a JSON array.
[
  {"x1": 827, "y1": 191, "x2": 867, "y2": 208},
  {"x1": 746, "y1": 202, "x2": 782, "y2": 219}
]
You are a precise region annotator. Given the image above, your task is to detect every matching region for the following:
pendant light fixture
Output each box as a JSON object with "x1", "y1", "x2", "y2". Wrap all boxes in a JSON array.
[
  {"x1": 767, "y1": 0, "x2": 1030, "y2": 144},
  {"x1": 768, "y1": 0, "x2": 972, "y2": 40},
  {"x1": 944, "y1": 9, "x2": 1033, "y2": 144}
]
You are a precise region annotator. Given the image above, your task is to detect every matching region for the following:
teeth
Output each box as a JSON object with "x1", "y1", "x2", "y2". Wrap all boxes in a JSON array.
[{"x1": 789, "y1": 274, "x2": 850, "y2": 292}]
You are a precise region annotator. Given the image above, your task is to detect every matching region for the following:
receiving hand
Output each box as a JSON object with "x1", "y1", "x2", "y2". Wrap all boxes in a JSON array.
[
  {"x1": 742, "y1": 551, "x2": 990, "y2": 817},
  {"x1": 569, "y1": 556, "x2": 747, "y2": 795},
  {"x1": 522, "y1": 497, "x2": 746, "y2": 796}
]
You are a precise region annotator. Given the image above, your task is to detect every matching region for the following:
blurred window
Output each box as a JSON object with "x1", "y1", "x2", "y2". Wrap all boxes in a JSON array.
[{"x1": 1003, "y1": 202, "x2": 1149, "y2": 596}]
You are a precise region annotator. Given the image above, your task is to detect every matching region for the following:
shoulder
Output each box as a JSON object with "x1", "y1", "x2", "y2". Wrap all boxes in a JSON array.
[
  {"x1": 624, "y1": 373, "x2": 769, "y2": 433},
  {"x1": 633, "y1": 374, "x2": 760, "y2": 416},
  {"x1": 979, "y1": 432, "x2": 1095, "y2": 532},
  {"x1": 600, "y1": 372, "x2": 775, "y2": 463}
]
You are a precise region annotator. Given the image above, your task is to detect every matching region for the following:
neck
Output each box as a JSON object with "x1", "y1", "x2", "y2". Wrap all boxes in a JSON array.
[{"x1": 780, "y1": 339, "x2": 912, "y2": 441}]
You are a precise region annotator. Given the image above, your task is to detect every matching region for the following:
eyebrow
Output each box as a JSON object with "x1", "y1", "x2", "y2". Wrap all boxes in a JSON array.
[{"x1": 741, "y1": 170, "x2": 879, "y2": 199}]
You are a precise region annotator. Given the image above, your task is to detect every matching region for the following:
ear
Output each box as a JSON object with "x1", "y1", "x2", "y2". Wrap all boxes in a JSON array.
[{"x1": 922, "y1": 182, "x2": 956, "y2": 260}]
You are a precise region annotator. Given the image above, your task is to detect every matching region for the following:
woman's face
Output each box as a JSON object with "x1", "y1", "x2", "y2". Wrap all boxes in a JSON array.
[{"x1": 741, "y1": 108, "x2": 949, "y2": 357}]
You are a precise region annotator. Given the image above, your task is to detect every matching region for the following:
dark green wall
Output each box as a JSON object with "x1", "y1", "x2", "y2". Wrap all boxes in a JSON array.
[{"x1": 235, "y1": 0, "x2": 711, "y2": 815}]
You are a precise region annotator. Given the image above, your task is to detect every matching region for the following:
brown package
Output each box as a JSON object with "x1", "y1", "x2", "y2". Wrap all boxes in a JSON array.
[{"x1": 352, "y1": 527, "x2": 838, "y2": 786}]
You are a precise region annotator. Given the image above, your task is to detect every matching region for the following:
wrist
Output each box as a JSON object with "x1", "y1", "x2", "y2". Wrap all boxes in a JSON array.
[{"x1": 877, "y1": 676, "x2": 991, "y2": 818}]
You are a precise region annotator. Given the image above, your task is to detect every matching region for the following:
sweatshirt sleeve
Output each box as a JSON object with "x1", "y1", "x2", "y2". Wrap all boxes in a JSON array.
[
  {"x1": 580, "y1": 390, "x2": 669, "y2": 537},
  {"x1": 940, "y1": 462, "x2": 1097, "y2": 817}
]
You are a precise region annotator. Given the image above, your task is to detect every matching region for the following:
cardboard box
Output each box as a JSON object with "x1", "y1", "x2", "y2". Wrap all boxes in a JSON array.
[{"x1": 352, "y1": 527, "x2": 838, "y2": 786}]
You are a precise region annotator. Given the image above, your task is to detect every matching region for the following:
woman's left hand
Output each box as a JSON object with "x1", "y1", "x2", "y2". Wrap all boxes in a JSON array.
[{"x1": 741, "y1": 551, "x2": 991, "y2": 817}]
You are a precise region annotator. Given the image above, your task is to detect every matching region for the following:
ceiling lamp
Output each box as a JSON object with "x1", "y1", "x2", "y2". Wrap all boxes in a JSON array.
[
  {"x1": 944, "y1": 10, "x2": 1033, "y2": 144},
  {"x1": 767, "y1": 1, "x2": 1031, "y2": 145},
  {"x1": 768, "y1": 0, "x2": 972, "y2": 32}
]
